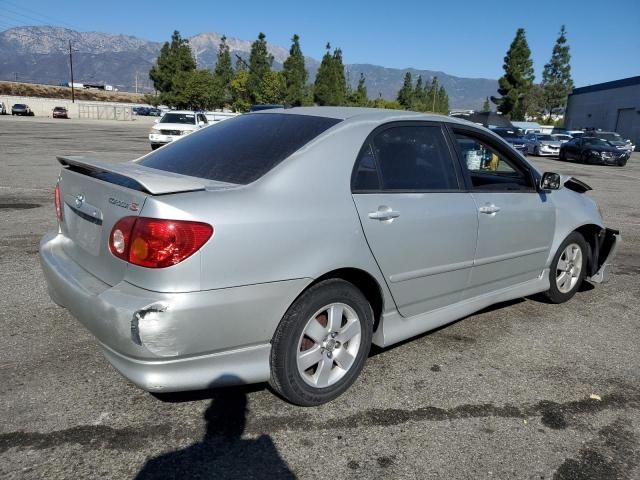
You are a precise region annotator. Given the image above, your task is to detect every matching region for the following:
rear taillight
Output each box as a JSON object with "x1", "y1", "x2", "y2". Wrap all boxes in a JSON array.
[
  {"x1": 54, "y1": 184, "x2": 63, "y2": 222},
  {"x1": 109, "y1": 217, "x2": 213, "y2": 268}
]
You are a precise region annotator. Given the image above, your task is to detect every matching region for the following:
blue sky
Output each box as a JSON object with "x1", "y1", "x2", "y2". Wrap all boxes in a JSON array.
[{"x1": 1, "y1": 0, "x2": 638, "y2": 86}]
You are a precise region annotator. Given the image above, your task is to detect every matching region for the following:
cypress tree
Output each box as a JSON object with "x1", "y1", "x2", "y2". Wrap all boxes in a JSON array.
[
  {"x1": 247, "y1": 32, "x2": 274, "y2": 103},
  {"x1": 541, "y1": 25, "x2": 574, "y2": 121},
  {"x1": 492, "y1": 28, "x2": 534, "y2": 120},
  {"x1": 349, "y1": 72, "x2": 369, "y2": 106},
  {"x1": 397, "y1": 72, "x2": 413, "y2": 109},
  {"x1": 149, "y1": 31, "x2": 196, "y2": 105},
  {"x1": 412, "y1": 75, "x2": 425, "y2": 110},
  {"x1": 213, "y1": 35, "x2": 234, "y2": 107},
  {"x1": 331, "y1": 47, "x2": 347, "y2": 105},
  {"x1": 437, "y1": 85, "x2": 449, "y2": 114},
  {"x1": 314, "y1": 43, "x2": 334, "y2": 105},
  {"x1": 426, "y1": 76, "x2": 438, "y2": 112},
  {"x1": 282, "y1": 34, "x2": 308, "y2": 106}
]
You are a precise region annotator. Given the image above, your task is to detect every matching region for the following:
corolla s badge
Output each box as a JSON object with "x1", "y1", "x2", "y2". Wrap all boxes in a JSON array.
[
  {"x1": 74, "y1": 193, "x2": 85, "y2": 207},
  {"x1": 109, "y1": 197, "x2": 139, "y2": 211}
]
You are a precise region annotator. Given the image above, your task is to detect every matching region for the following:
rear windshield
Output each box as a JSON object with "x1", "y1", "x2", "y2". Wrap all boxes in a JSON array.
[{"x1": 139, "y1": 113, "x2": 342, "y2": 184}]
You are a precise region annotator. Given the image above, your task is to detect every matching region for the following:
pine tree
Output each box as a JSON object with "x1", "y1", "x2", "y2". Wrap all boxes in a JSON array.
[
  {"x1": 314, "y1": 43, "x2": 334, "y2": 105},
  {"x1": 541, "y1": 25, "x2": 574, "y2": 121},
  {"x1": 149, "y1": 31, "x2": 197, "y2": 105},
  {"x1": 212, "y1": 35, "x2": 234, "y2": 108},
  {"x1": 482, "y1": 97, "x2": 491, "y2": 112},
  {"x1": 397, "y1": 72, "x2": 413, "y2": 109},
  {"x1": 282, "y1": 34, "x2": 308, "y2": 106},
  {"x1": 247, "y1": 32, "x2": 274, "y2": 103},
  {"x1": 492, "y1": 28, "x2": 534, "y2": 120}
]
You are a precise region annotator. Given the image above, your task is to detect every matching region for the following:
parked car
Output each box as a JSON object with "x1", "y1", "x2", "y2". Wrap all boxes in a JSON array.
[
  {"x1": 524, "y1": 133, "x2": 562, "y2": 156},
  {"x1": 11, "y1": 103, "x2": 33, "y2": 116},
  {"x1": 40, "y1": 108, "x2": 619, "y2": 405},
  {"x1": 148, "y1": 108, "x2": 162, "y2": 117},
  {"x1": 489, "y1": 127, "x2": 529, "y2": 156},
  {"x1": 565, "y1": 130, "x2": 586, "y2": 138},
  {"x1": 552, "y1": 134, "x2": 572, "y2": 144},
  {"x1": 52, "y1": 106, "x2": 69, "y2": 119},
  {"x1": 592, "y1": 131, "x2": 635, "y2": 154},
  {"x1": 148, "y1": 111, "x2": 209, "y2": 149},
  {"x1": 559, "y1": 136, "x2": 629, "y2": 166},
  {"x1": 204, "y1": 111, "x2": 240, "y2": 124},
  {"x1": 133, "y1": 106, "x2": 150, "y2": 116}
]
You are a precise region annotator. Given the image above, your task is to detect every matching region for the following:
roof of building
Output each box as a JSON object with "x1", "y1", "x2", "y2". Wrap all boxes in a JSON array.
[{"x1": 570, "y1": 76, "x2": 640, "y2": 96}]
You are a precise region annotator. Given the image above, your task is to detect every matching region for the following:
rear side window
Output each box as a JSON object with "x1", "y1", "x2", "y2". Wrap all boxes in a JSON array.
[
  {"x1": 371, "y1": 126, "x2": 458, "y2": 191},
  {"x1": 140, "y1": 113, "x2": 341, "y2": 184}
]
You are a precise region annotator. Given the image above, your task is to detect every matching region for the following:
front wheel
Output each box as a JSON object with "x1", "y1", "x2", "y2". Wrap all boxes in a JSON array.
[
  {"x1": 559, "y1": 150, "x2": 566, "y2": 161},
  {"x1": 544, "y1": 232, "x2": 588, "y2": 304},
  {"x1": 270, "y1": 279, "x2": 373, "y2": 406}
]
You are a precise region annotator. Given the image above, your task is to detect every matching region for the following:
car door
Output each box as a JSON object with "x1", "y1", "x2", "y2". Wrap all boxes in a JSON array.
[
  {"x1": 351, "y1": 123, "x2": 478, "y2": 317},
  {"x1": 449, "y1": 127, "x2": 555, "y2": 298},
  {"x1": 565, "y1": 138, "x2": 581, "y2": 160}
]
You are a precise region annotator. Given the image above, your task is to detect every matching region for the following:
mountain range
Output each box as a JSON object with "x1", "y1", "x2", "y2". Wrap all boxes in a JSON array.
[{"x1": 0, "y1": 26, "x2": 497, "y2": 109}]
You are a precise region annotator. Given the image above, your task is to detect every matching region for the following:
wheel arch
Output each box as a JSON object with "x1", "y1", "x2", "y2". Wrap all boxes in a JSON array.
[
  {"x1": 573, "y1": 223, "x2": 605, "y2": 276},
  {"x1": 288, "y1": 268, "x2": 385, "y2": 334}
]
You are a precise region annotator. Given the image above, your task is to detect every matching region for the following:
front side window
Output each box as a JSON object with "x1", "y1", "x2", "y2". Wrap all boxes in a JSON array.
[
  {"x1": 454, "y1": 133, "x2": 533, "y2": 191},
  {"x1": 370, "y1": 126, "x2": 458, "y2": 191}
]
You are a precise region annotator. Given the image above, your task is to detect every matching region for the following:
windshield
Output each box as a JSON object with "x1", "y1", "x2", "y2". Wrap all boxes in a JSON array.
[
  {"x1": 597, "y1": 132, "x2": 622, "y2": 141},
  {"x1": 139, "y1": 113, "x2": 342, "y2": 184},
  {"x1": 583, "y1": 138, "x2": 610, "y2": 147},
  {"x1": 536, "y1": 134, "x2": 553, "y2": 141},
  {"x1": 160, "y1": 113, "x2": 196, "y2": 124}
]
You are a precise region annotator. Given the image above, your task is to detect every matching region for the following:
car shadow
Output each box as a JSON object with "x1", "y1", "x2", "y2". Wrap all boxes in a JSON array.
[{"x1": 136, "y1": 376, "x2": 294, "y2": 480}]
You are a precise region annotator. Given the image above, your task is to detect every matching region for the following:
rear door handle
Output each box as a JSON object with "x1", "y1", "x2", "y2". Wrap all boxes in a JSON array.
[
  {"x1": 479, "y1": 204, "x2": 501, "y2": 215},
  {"x1": 369, "y1": 206, "x2": 400, "y2": 221}
]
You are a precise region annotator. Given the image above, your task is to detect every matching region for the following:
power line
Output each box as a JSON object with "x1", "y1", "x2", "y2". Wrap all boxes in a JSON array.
[{"x1": 1, "y1": 0, "x2": 79, "y2": 30}]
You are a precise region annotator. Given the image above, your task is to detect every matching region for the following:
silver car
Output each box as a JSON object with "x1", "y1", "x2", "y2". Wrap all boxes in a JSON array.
[
  {"x1": 525, "y1": 133, "x2": 563, "y2": 156},
  {"x1": 40, "y1": 107, "x2": 620, "y2": 405}
]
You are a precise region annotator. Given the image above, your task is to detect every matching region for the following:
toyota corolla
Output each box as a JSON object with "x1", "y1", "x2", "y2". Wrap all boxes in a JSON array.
[{"x1": 40, "y1": 107, "x2": 619, "y2": 405}]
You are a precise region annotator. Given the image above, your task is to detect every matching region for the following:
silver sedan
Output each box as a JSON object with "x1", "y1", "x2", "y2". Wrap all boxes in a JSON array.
[
  {"x1": 525, "y1": 133, "x2": 563, "y2": 156},
  {"x1": 40, "y1": 107, "x2": 619, "y2": 405}
]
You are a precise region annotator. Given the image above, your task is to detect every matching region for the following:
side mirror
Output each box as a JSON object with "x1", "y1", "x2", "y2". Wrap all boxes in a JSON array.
[{"x1": 540, "y1": 172, "x2": 561, "y2": 191}]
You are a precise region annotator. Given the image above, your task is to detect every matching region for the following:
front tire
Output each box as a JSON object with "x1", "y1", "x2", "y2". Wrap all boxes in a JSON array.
[
  {"x1": 270, "y1": 279, "x2": 373, "y2": 406},
  {"x1": 559, "y1": 150, "x2": 566, "y2": 161},
  {"x1": 544, "y1": 232, "x2": 588, "y2": 304}
]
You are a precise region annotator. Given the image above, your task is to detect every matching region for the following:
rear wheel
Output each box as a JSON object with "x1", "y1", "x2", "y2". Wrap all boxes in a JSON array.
[
  {"x1": 270, "y1": 279, "x2": 373, "y2": 406},
  {"x1": 534, "y1": 146, "x2": 540, "y2": 156},
  {"x1": 544, "y1": 232, "x2": 588, "y2": 304}
]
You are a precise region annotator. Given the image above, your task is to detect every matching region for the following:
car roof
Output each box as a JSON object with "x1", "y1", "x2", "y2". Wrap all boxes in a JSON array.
[{"x1": 252, "y1": 106, "x2": 481, "y2": 129}]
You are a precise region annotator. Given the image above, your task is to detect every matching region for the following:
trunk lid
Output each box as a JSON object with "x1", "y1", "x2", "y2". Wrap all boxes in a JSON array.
[{"x1": 56, "y1": 156, "x2": 209, "y2": 286}]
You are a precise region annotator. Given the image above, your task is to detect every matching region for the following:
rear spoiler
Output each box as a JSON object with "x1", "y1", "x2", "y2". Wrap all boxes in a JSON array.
[{"x1": 57, "y1": 156, "x2": 208, "y2": 195}]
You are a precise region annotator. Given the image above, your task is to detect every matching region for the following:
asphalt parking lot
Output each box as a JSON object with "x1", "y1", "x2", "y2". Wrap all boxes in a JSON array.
[{"x1": 1, "y1": 116, "x2": 639, "y2": 480}]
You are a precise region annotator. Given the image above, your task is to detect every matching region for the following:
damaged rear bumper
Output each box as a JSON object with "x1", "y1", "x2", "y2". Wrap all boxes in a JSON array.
[
  {"x1": 588, "y1": 228, "x2": 621, "y2": 284},
  {"x1": 39, "y1": 232, "x2": 310, "y2": 392}
]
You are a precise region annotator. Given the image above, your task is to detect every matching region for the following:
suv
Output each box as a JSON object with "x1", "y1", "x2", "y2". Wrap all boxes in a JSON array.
[
  {"x1": 52, "y1": 106, "x2": 69, "y2": 119},
  {"x1": 11, "y1": 104, "x2": 33, "y2": 116},
  {"x1": 148, "y1": 111, "x2": 209, "y2": 150}
]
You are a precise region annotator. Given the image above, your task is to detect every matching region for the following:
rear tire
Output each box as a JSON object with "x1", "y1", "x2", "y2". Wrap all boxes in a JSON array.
[
  {"x1": 544, "y1": 232, "x2": 588, "y2": 304},
  {"x1": 270, "y1": 279, "x2": 373, "y2": 406},
  {"x1": 559, "y1": 150, "x2": 566, "y2": 161},
  {"x1": 150, "y1": 144, "x2": 160, "y2": 150},
  {"x1": 534, "y1": 146, "x2": 540, "y2": 156}
]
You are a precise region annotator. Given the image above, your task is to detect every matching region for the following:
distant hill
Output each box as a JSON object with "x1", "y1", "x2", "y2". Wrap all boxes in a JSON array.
[{"x1": 0, "y1": 26, "x2": 497, "y2": 109}]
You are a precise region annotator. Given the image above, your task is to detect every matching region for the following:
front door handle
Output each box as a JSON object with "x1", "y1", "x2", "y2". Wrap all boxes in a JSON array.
[
  {"x1": 369, "y1": 206, "x2": 400, "y2": 221},
  {"x1": 479, "y1": 204, "x2": 501, "y2": 215}
]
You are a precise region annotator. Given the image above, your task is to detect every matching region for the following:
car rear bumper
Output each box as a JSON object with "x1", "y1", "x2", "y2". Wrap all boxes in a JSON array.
[{"x1": 39, "y1": 232, "x2": 310, "y2": 392}]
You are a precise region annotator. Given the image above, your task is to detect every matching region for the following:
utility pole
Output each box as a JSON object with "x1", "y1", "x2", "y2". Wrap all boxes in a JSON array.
[
  {"x1": 69, "y1": 40, "x2": 75, "y2": 103},
  {"x1": 135, "y1": 71, "x2": 138, "y2": 94}
]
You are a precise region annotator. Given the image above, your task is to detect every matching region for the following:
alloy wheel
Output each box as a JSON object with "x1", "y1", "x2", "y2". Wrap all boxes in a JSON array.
[{"x1": 556, "y1": 243, "x2": 583, "y2": 294}]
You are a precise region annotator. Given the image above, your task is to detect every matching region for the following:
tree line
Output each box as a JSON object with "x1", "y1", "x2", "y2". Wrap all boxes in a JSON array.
[
  {"x1": 491, "y1": 25, "x2": 574, "y2": 122},
  {"x1": 146, "y1": 31, "x2": 450, "y2": 113}
]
